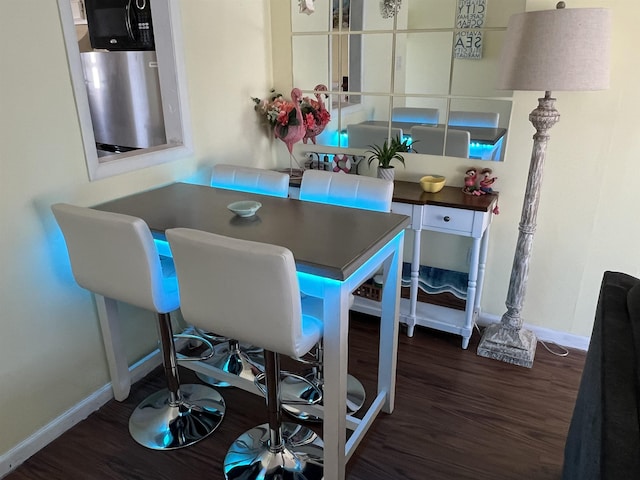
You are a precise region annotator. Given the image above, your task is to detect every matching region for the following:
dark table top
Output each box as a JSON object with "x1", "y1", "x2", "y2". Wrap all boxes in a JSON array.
[
  {"x1": 93, "y1": 182, "x2": 410, "y2": 281},
  {"x1": 359, "y1": 120, "x2": 507, "y2": 144},
  {"x1": 392, "y1": 181, "x2": 498, "y2": 212}
]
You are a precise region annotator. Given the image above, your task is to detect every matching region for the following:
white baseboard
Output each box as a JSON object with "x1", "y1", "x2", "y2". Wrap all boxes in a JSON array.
[
  {"x1": 477, "y1": 312, "x2": 590, "y2": 352},
  {"x1": 0, "y1": 385, "x2": 113, "y2": 479},
  {"x1": 0, "y1": 349, "x2": 162, "y2": 479}
]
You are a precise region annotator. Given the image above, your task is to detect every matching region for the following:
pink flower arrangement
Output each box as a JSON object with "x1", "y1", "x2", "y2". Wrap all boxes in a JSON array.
[
  {"x1": 252, "y1": 90, "x2": 299, "y2": 130},
  {"x1": 252, "y1": 87, "x2": 330, "y2": 143}
]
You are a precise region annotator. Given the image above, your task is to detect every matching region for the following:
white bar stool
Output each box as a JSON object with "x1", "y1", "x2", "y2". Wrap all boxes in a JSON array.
[
  {"x1": 51, "y1": 203, "x2": 226, "y2": 450},
  {"x1": 190, "y1": 164, "x2": 291, "y2": 388},
  {"x1": 167, "y1": 228, "x2": 324, "y2": 480},
  {"x1": 285, "y1": 170, "x2": 394, "y2": 421}
]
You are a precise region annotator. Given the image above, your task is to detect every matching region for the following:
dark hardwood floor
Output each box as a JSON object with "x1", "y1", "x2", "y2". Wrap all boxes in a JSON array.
[{"x1": 6, "y1": 313, "x2": 585, "y2": 480}]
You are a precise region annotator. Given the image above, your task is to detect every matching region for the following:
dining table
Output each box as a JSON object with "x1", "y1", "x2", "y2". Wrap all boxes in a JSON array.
[{"x1": 92, "y1": 181, "x2": 410, "y2": 480}]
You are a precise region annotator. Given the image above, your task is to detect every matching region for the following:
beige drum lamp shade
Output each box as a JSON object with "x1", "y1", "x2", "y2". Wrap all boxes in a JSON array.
[{"x1": 497, "y1": 7, "x2": 611, "y2": 92}]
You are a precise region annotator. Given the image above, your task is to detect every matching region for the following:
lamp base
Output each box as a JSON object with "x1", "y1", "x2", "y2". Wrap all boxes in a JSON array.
[{"x1": 477, "y1": 323, "x2": 537, "y2": 368}]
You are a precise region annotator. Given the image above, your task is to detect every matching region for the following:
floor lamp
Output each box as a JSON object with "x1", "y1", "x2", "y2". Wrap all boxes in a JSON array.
[{"x1": 477, "y1": 2, "x2": 611, "y2": 367}]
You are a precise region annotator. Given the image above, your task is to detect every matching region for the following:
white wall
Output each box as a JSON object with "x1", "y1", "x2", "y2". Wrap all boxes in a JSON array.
[{"x1": 0, "y1": 0, "x2": 273, "y2": 459}]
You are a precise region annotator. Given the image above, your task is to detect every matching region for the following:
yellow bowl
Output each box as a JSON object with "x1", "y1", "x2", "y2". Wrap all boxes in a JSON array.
[{"x1": 420, "y1": 175, "x2": 446, "y2": 193}]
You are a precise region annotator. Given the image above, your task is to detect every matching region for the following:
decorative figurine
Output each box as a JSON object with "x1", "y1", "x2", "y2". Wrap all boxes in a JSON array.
[
  {"x1": 479, "y1": 167, "x2": 498, "y2": 194},
  {"x1": 461, "y1": 166, "x2": 500, "y2": 212},
  {"x1": 463, "y1": 167, "x2": 479, "y2": 194},
  {"x1": 273, "y1": 88, "x2": 306, "y2": 156},
  {"x1": 463, "y1": 167, "x2": 498, "y2": 196}
]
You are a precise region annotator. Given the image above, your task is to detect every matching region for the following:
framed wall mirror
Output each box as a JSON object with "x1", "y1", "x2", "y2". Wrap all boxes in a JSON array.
[{"x1": 290, "y1": 0, "x2": 525, "y2": 161}]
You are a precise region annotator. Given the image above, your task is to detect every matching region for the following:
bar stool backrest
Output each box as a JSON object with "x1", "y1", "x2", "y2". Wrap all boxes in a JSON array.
[
  {"x1": 448, "y1": 111, "x2": 500, "y2": 128},
  {"x1": 392, "y1": 107, "x2": 439, "y2": 125},
  {"x1": 51, "y1": 203, "x2": 178, "y2": 314},
  {"x1": 346, "y1": 124, "x2": 403, "y2": 149},
  {"x1": 211, "y1": 164, "x2": 290, "y2": 198},
  {"x1": 299, "y1": 170, "x2": 393, "y2": 213},
  {"x1": 410, "y1": 126, "x2": 470, "y2": 158},
  {"x1": 166, "y1": 228, "x2": 322, "y2": 359}
]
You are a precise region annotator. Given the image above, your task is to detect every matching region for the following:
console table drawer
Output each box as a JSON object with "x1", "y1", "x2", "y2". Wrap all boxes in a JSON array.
[{"x1": 423, "y1": 206, "x2": 474, "y2": 234}]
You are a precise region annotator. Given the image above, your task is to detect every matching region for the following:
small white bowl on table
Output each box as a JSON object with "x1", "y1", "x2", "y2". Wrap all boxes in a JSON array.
[{"x1": 227, "y1": 200, "x2": 262, "y2": 218}]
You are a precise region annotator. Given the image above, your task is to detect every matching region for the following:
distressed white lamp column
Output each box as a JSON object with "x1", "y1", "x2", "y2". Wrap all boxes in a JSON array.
[{"x1": 477, "y1": 3, "x2": 611, "y2": 367}]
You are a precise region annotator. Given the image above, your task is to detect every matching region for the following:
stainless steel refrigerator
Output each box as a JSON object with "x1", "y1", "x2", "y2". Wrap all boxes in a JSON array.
[{"x1": 80, "y1": 51, "x2": 166, "y2": 155}]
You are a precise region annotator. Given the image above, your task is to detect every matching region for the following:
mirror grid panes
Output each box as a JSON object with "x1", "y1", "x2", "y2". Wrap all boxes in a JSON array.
[{"x1": 291, "y1": 0, "x2": 525, "y2": 161}]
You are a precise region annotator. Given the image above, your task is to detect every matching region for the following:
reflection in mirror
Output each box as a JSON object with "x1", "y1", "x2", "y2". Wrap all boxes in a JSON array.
[
  {"x1": 332, "y1": 0, "x2": 350, "y2": 29},
  {"x1": 292, "y1": 35, "x2": 330, "y2": 90},
  {"x1": 360, "y1": 33, "x2": 394, "y2": 92},
  {"x1": 407, "y1": 0, "x2": 455, "y2": 29},
  {"x1": 335, "y1": 1, "x2": 363, "y2": 105},
  {"x1": 342, "y1": 94, "x2": 392, "y2": 149},
  {"x1": 315, "y1": 94, "x2": 388, "y2": 148},
  {"x1": 448, "y1": 98, "x2": 511, "y2": 161},
  {"x1": 290, "y1": 0, "x2": 525, "y2": 161},
  {"x1": 395, "y1": 31, "x2": 453, "y2": 96},
  {"x1": 450, "y1": 30, "x2": 507, "y2": 97}
]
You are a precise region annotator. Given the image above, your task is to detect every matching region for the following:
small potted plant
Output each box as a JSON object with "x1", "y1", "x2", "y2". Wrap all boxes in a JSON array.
[{"x1": 366, "y1": 135, "x2": 414, "y2": 181}]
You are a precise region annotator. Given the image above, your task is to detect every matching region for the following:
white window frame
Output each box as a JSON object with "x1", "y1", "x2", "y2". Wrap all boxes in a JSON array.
[{"x1": 57, "y1": 0, "x2": 192, "y2": 181}]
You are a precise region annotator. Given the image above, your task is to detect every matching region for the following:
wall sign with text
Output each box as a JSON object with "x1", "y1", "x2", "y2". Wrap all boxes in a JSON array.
[{"x1": 455, "y1": 0, "x2": 486, "y2": 59}]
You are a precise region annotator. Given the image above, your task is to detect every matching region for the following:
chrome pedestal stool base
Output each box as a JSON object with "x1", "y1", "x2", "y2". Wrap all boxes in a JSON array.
[
  {"x1": 129, "y1": 383, "x2": 226, "y2": 450},
  {"x1": 196, "y1": 340, "x2": 264, "y2": 387},
  {"x1": 282, "y1": 372, "x2": 366, "y2": 422},
  {"x1": 223, "y1": 422, "x2": 324, "y2": 480}
]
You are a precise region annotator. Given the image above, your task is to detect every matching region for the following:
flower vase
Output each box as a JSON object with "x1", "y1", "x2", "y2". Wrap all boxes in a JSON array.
[{"x1": 377, "y1": 166, "x2": 395, "y2": 181}]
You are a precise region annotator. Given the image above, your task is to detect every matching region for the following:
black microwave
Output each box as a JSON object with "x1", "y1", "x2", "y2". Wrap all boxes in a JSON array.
[{"x1": 85, "y1": 0, "x2": 155, "y2": 51}]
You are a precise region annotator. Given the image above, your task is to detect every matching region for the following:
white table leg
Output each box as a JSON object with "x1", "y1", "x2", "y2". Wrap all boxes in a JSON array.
[
  {"x1": 462, "y1": 238, "x2": 481, "y2": 349},
  {"x1": 474, "y1": 223, "x2": 491, "y2": 317},
  {"x1": 315, "y1": 233, "x2": 403, "y2": 478},
  {"x1": 94, "y1": 294, "x2": 131, "y2": 401},
  {"x1": 321, "y1": 280, "x2": 350, "y2": 480},
  {"x1": 407, "y1": 226, "x2": 421, "y2": 337},
  {"x1": 379, "y1": 234, "x2": 403, "y2": 413}
]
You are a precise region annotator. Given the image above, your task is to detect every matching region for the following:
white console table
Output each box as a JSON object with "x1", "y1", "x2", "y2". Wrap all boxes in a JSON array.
[{"x1": 351, "y1": 181, "x2": 497, "y2": 349}]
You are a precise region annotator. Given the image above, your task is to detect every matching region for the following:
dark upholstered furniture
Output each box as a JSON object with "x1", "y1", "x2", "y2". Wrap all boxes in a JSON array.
[{"x1": 563, "y1": 271, "x2": 640, "y2": 479}]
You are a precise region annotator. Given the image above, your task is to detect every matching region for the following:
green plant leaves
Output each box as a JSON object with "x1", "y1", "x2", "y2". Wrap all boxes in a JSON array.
[{"x1": 366, "y1": 134, "x2": 415, "y2": 168}]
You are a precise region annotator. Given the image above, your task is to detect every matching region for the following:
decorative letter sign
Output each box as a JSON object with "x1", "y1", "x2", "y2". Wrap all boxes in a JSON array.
[{"x1": 455, "y1": 0, "x2": 486, "y2": 59}]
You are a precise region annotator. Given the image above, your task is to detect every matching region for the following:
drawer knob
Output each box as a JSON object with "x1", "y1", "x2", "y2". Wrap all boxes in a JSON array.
[{"x1": 443, "y1": 216, "x2": 451, "y2": 222}]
